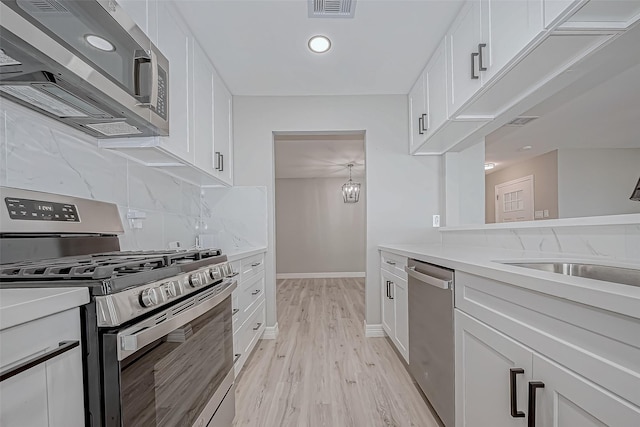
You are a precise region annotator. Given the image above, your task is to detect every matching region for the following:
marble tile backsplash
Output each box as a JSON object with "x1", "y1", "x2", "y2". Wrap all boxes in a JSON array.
[
  {"x1": 441, "y1": 223, "x2": 640, "y2": 262},
  {"x1": 200, "y1": 186, "x2": 268, "y2": 252},
  {"x1": 0, "y1": 101, "x2": 266, "y2": 253}
]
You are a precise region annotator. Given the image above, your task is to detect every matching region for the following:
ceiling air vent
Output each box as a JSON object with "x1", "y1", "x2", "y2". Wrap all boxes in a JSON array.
[
  {"x1": 506, "y1": 116, "x2": 539, "y2": 126},
  {"x1": 309, "y1": 0, "x2": 356, "y2": 18}
]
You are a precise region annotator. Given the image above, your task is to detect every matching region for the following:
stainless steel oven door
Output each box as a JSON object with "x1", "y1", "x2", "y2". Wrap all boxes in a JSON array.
[{"x1": 101, "y1": 281, "x2": 236, "y2": 427}]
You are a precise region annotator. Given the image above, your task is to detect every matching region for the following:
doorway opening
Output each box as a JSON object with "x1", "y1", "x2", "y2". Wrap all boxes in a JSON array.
[{"x1": 273, "y1": 131, "x2": 366, "y2": 279}]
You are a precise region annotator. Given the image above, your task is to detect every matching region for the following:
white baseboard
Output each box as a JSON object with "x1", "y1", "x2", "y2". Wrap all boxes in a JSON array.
[
  {"x1": 276, "y1": 272, "x2": 366, "y2": 279},
  {"x1": 364, "y1": 321, "x2": 386, "y2": 338},
  {"x1": 261, "y1": 323, "x2": 279, "y2": 340}
]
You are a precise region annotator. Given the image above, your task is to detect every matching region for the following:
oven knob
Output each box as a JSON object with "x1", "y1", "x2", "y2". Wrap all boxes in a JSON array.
[
  {"x1": 189, "y1": 272, "x2": 203, "y2": 288},
  {"x1": 140, "y1": 287, "x2": 159, "y2": 307},
  {"x1": 165, "y1": 281, "x2": 180, "y2": 298},
  {"x1": 209, "y1": 266, "x2": 222, "y2": 281}
]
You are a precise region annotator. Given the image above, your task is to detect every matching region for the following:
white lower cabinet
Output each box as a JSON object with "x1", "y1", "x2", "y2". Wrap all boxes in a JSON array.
[
  {"x1": 231, "y1": 252, "x2": 267, "y2": 376},
  {"x1": 380, "y1": 251, "x2": 409, "y2": 362},
  {"x1": 0, "y1": 308, "x2": 84, "y2": 427},
  {"x1": 455, "y1": 271, "x2": 640, "y2": 427},
  {"x1": 456, "y1": 311, "x2": 532, "y2": 427}
]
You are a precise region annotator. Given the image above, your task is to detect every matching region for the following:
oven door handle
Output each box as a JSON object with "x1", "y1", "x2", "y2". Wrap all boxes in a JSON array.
[{"x1": 117, "y1": 281, "x2": 237, "y2": 361}]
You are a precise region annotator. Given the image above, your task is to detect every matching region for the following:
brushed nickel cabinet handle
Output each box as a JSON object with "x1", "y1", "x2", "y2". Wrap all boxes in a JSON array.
[{"x1": 253, "y1": 323, "x2": 262, "y2": 331}]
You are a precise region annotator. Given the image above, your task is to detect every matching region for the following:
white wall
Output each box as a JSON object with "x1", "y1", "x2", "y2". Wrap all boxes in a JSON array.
[
  {"x1": 233, "y1": 95, "x2": 441, "y2": 328},
  {"x1": 0, "y1": 101, "x2": 201, "y2": 250},
  {"x1": 443, "y1": 140, "x2": 485, "y2": 226},
  {"x1": 558, "y1": 148, "x2": 640, "y2": 218},
  {"x1": 276, "y1": 177, "x2": 365, "y2": 275}
]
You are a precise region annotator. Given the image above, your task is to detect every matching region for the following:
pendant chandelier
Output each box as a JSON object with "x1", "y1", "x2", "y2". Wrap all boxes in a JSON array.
[{"x1": 342, "y1": 163, "x2": 361, "y2": 203}]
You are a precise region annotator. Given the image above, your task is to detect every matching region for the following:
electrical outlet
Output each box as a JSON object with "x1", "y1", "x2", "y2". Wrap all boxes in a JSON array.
[
  {"x1": 535, "y1": 210, "x2": 544, "y2": 219},
  {"x1": 433, "y1": 215, "x2": 440, "y2": 228},
  {"x1": 543, "y1": 210, "x2": 549, "y2": 218}
]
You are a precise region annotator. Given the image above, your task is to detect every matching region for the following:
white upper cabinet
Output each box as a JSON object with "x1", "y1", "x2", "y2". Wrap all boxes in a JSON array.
[
  {"x1": 105, "y1": 0, "x2": 234, "y2": 186},
  {"x1": 408, "y1": 38, "x2": 449, "y2": 153},
  {"x1": 156, "y1": 1, "x2": 193, "y2": 164},
  {"x1": 424, "y1": 39, "x2": 449, "y2": 138},
  {"x1": 192, "y1": 41, "x2": 216, "y2": 176},
  {"x1": 408, "y1": 72, "x2": 426, "y2": 152},
  {"x1": 448, "y1": 1, "x2": 484, "y2": 115},
  {"x1": 212, "y1": 71, "x2": 234, "y2": 185},
  {"x1": 480, "y1": 0, "x2": 544, "y2": 82}
]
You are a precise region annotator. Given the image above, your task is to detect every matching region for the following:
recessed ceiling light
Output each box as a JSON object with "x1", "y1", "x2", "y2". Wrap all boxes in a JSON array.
[
  {"x1": 84, "y1": 34, "x2": 115, "y2": 52},
  {"x1": 484, "y1": 162, "x2": 496, "y2": 171},
  {"x1": 520, "y1": 145, "x2": 533, "y2": 151},
  {"x1": 308, "y1": 35, "x2": 331, "y2": 53}
]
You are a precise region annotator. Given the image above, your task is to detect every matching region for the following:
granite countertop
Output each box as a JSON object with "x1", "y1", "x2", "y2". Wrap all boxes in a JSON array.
[
  {"x1": 379, "y1": 243, "x2": 640, "y2": 320},
  {"x1": 0, "y1": 287, "x2": 90, "y2": 330},
  {"x1": 225, "y1": 247, "x2": 267, "y2": 261}
]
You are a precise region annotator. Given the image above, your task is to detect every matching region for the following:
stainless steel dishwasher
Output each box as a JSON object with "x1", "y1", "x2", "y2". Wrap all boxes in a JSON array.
[{"x1": 405, "y1": 259, "x2": 455, "y2": 427}]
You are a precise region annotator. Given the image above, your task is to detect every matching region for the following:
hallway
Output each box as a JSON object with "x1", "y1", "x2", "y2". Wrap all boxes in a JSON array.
[{"x1": 233, "y1": 277, "x2": 439, "y2": 427}]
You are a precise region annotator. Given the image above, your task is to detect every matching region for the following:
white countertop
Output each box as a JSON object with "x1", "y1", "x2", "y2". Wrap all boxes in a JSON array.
[
  {"x1": 0, "y1": 287, "x2": 90, "y2": 330},
  {"x1": 379, "y1": 243, "x2": 640, "y2": 320},
  {"x1": 225, "y1": 247, "x2": 267, "y2": 262}
]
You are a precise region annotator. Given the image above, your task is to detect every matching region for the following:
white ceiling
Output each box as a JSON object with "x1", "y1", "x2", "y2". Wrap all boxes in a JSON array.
[
  {"x1": 485, "y1": 25, "x2": 640, "y2": 173},
  {"x1": 275, "y1": 133, "x2": 365, "y2": 179},
  {"x1": 176, "y1": 0, "x2": 464, "y2": 96}
]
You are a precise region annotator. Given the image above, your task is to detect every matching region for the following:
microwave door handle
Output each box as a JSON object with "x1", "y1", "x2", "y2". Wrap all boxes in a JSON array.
[
  {"x1": 148, "y1": 49, "x2": 159, "y2": 110},
  {"x1": 133, "y1": 50, "x2": 150, "y2": 100}
]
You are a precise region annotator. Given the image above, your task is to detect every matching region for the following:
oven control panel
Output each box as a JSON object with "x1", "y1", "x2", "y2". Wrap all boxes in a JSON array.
[{"x1": 4, "y1": 197, "x2": 80, "y2": 222}]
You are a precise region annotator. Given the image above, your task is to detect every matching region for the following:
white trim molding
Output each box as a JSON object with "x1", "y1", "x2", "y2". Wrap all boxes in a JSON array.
[
  {"x1": 364, "y1": 321, "x2": 386, "y2": 338},
  {"x1": 261, "y1": 323, "x2": 279, "y2": 340},
  {"x1": 276, "y1": 272, "x2": 366, "y2": 279}
]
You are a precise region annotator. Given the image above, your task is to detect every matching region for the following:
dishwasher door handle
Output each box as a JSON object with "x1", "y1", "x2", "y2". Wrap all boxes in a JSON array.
[{"x1": 405, "y1": 266, "x2": 452, "y2": 290}]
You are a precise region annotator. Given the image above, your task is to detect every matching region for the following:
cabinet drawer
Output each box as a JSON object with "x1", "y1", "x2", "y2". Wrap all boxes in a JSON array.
[
  {"x1": 241, "y1": 254, "x2": 265, "y2": 278},
  {"x1": 234, "y1": 300, "x2": 266, "y2": 375},
  {"x1": 456, "y1": 271, "x2": 640, "y2": 407},
  {"x1": 380, "y1": 251, "x2": 408, "y2": 279},
  {"x1": 236, "y1": 272, "x2": 265, "y2": 329},
  {"x1": 0, "y1": 309, "x2": 82, "y2": 368}
]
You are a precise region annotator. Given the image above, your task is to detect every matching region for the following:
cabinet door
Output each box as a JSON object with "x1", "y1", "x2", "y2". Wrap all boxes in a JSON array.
[
  {"x1": 392, "y1": 275, "x2": 409, "y2": 362},
  {"x1": 192, "y1": 41, "x2": 216, "y2": 176},
  {"x1": 481, "y1": 0, "x2": 544, "y2": 82},
  {"x1": 456, "y1": 311, "x2": 532, "y2": 427},
  {"x1": 116, "y1": 0, "x2": 147, "y2": 33},
  {"x1": 0, "y1": 363, "x2": 49, "y2": 426},
  {"x1": 424, "y1": 38, "x2": 448, "y2": 139},
  {"x1": 213, "y1": 71, "x2": 233, "y2": 185},
  {"x1": 157, "y1": 2, "x2": 193, "y2": 163},
  {"x1": 46, "y1": 344, "x2": 85, "y2": 426},
  {"x1": 533, "y1": 354, "x2": 640, "y2": 427},
  {"x1": 448, "y1": 1, "x2": 483, "y2": 116},
  {"x1": 408, "y1": 72, "x2": 426, "y2": 152},
  {"x1": 381, "y1": 269, "x2": 395, "y2": 338}
]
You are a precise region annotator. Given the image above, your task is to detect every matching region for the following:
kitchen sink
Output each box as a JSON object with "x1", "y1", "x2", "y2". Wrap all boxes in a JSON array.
[{"x1": 502, "y1": 262, "x2": 640, "y2": 288}]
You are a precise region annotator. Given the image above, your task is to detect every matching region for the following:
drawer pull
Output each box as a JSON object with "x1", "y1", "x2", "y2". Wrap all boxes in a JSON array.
[
  {"x1": 234, "y1": 353, "x2": 241, "y2": 364},
  {"x1": 527, "y1": 381, "x2": 545, "y2": 427},
  {"x1": 251, "y1": 289, "x2": 262, "y2": 296},
  {"x1": 510, "y1": 368, "x2": 525, "y2": 418},
  {"x1": 253, "y1": 323, "x2": 262, "y2": 331},
  {"x1": 0, "y1": 341, "x2": 79, "y2": 383},
  {"x1": 251, "y1": 262, "x2": 261, "y2": 267},
  {"x1": 232, "y1": 308, "x2": 239, "y2": 316},
  {"x1": 386, "y1": 260, "x2": 396, "y2": 266},
  {"x1": 229, "y1": 272, "x2": 239, "y2": 277}
]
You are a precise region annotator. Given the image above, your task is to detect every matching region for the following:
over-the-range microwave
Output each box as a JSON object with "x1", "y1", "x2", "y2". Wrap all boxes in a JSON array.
[{"x1": 0, "y1": 0, "x2": 169, "y2": 138}]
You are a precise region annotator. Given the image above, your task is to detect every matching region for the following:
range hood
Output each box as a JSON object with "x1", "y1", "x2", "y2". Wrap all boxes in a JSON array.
[{"x1": 0, "y1": 0, "x2": 169, "y2": 138}]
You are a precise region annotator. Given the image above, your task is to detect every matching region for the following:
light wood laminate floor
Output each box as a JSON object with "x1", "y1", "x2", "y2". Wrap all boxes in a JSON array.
[{"x1": 233, "y1": 277, "x2": 440, "y2": 427}]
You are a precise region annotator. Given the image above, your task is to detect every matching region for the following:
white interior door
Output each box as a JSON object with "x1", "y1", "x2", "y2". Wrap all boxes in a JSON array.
[{"x1": 495, "y1": 175, "x2": 534, "y2": 223}]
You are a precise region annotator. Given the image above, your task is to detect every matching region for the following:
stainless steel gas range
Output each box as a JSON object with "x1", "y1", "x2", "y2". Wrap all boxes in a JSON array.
[{"x1": 0, "y1": 187, "x2": 236, "y2": 427}]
